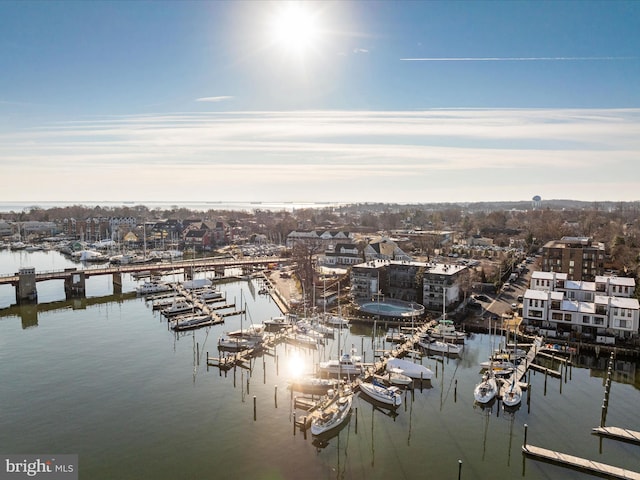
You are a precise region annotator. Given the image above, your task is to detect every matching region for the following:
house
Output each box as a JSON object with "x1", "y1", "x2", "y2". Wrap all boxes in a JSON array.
[
  {"x1": 320, "y1": 242, "x2": 362, "y2": 266},
  {"x1": 363, "y1": 238, "x2": 411, "y2": 262},
  {"x1": 286, "y1": 230, "x2": 354, "y2": 251}
]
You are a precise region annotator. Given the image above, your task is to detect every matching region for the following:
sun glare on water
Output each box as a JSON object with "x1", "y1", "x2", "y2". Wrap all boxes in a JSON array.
[
  {"x1": 286, "y1": 351, "x2": 308, "y2": 378},
  {"x1": 268, "y1": 2, "x2": 322, "y2": 56}
]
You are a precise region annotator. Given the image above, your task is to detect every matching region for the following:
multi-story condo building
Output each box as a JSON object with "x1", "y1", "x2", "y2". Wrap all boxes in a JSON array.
[
  {"x1": 350, "y1": 259, "x2": 468, "y2": 313},
  {"x1": 523, "y1": 271, "x2": 639, "y2": 341},
  {"x1": 541, "y1": 236, "x2": 605, "y2": 281},
  {"x1": 421, "y1": 263, "x2": 468, "y2": 313}
]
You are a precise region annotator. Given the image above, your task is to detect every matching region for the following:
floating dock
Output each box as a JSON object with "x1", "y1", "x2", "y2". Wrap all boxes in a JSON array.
[
  {"x1": 592, "y1": 426, "x2": 640, "y2": 445},
  {"x1": 522, "y1": 444, "x2": 640, "y2": 479}
]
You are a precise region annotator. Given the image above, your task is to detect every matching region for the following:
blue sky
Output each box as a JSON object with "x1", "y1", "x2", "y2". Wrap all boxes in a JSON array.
[{"x1": 1, "y1": 1, "x2": 639, "y2": 204}]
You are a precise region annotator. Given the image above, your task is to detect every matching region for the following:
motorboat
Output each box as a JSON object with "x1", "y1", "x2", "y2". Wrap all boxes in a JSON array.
[
  {"x1": 428, "y1": 319, "x2": 466, "y2": 344},
  {"x1": 136, "y1": 281, "x2": 172, "y2": 295},
  {"x1": 263, "y1": 315, "x2": 290, "y2": 332},
  {"x1": 319, "y1": 353, "x2": 362, "y2": 376},
  {"x1": 322, "y1": 314, "x2": 349, "y2": 328},
  {"x1": 385, "y1": 357, "x2": 433, "y2": 381},
  {"x1": 161, "y1": 301, "x2": 195, "y2": 317},
  {"x1": 358, "y1": 380, "x2": 402, "y2": 407},
  {"x1": 310, "y1": 390, "x2": 353, "y2": 436},
  {"x1": 382, "y1": 368, "x2": 413, "y2": 387},
  {"x1": 288, "y1": 376, "x2": 341, "y2": 394},
  {"x1": 473, "y1": 371, "x2": 498, "y2": 404},
  {"x1": 171, "y1": 314, "x2": 214, "y2": 331},
  {"x1": 418, "y1": 336, "x2": 463, "y2": 356}
]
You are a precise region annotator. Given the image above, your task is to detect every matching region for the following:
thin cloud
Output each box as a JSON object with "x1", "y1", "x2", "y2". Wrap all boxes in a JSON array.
[
  {"x1": 195, "y1": 96, "x2": 235, "y2": 102},
  {"x1": 2, "y1": 108, "x2": 639, "y2": 202},
  {"x1": 353, "y1": 48, "x2": 369, "y2": 54},
  {"x1": 400, "y1": 56, "x2": 636, "y2": 61}
]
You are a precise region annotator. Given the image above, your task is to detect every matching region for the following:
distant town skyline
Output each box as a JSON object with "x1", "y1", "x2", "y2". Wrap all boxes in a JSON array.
[{"x1": 1, "y1": 1, "x2": 639, "y2": 203}]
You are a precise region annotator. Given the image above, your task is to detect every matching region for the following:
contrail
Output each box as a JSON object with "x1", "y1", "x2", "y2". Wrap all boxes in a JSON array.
[{"x1": 400, "y1": 56, "x2": 636, "y2": 61}]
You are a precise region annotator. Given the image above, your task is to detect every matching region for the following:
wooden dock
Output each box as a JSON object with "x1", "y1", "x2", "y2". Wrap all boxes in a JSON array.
[
  {"x1": 497, "y1": 336, "x2": 542, "y2": 398},
  {"x1": 522, "y1": 444, "x2": 640, "y2": 479},
  {"x1": 592, "y1": 426, "x2": 640, "y2": 445}
]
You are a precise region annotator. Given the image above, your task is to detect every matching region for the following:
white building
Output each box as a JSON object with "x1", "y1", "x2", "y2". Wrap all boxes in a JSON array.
[{"x1": 522, "y1": 271, "x2": 639, "y2": 341}]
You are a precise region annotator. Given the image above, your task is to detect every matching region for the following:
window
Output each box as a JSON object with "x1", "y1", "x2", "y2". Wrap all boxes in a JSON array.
[
  {"x1": 552, "y1": 312, "x2": 563, "y2": 321},
  {"x1": 582, "y1": 315, "x2": 590, "y2": 324},
  {"x1": 594, "y1": 317, "x2": 604, "y2": 326},
  {"x1": 617, "y1": 319, "x2": 629, "y2": 329}
]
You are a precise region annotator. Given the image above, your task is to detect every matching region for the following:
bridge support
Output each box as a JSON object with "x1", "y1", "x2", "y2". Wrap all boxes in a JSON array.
[
  {"x1": 16, "y1": 267, "x2": 38, "y2": 304},
  {"x1": 65, "y1": 271, "x2": 86, "y2": 299},
  {"x1": 112, "y1": 272, "x2": 122, "y2": 294},
  {"x1": 184, "y1": 267, "x2": 193, "y2": 281}
]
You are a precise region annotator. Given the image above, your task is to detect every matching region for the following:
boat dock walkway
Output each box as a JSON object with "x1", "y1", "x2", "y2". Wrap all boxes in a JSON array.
[
  {"x1": 522, "y1": 443, "x2": 640, "y2": 479},
  {"x1": 497, "y1": 335, "x2": 543, "y2": 398},
  {"x1": 592, "y1": 426, "x2": 640, "y2": 445}
]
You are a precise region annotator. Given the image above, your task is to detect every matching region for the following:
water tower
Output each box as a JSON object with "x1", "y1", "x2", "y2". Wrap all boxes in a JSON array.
[{"x1": 532, "y1": 195, "x2": 542, "y2": 209}]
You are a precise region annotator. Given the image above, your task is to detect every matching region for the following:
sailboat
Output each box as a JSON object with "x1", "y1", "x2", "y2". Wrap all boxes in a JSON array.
[
  {"x1": 311, "y1": 311, "x2": 354, "y2": 436},
  {"x1": 310, "y1": 389, "x2": 353, "y2": 436},
  {"x1": 474, "y1": 320, "x2": 497, "y2": 404},
  {"x1": 358, "y1": 379, "x2": 403, "y2": 407},
  {"x1": 501, "y1": 330, "x2": 522, "y2": 408}
]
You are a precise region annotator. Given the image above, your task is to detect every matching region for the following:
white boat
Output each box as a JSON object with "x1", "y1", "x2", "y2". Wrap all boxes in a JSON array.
[
  {"x1": 73, "y1": 249, "x2": 109, "y2": 262},
  {"x1": 429, "y1": 319, "x2": 466, "y2": 343},
  {"x1": 195, "y1": 288, "x2": 223, "y2": 301},
  {"x1": 319, "y1": 353, "x2": 362, "y2": 376},
  {"x1": 161, "y1": 301, "x2": 194, "y2": 317},
  {"x1": 218, "y1": 335, "x2": 258, "y2": 351},
  {"x1": 136, "y1": 281, "x2": 172, "y2": 295},
  {"x1": 473, "y1": 371, "x2": 498, "y2": 404},
  {"x1": 288, "y1": 376, "x2": 341, "y2": 394},
  {"x1": 263, "y1": 315, "x2": 290, "y2": 332},
  {"x1": 418, "y1": 337, "x2": 463, "y2": 355},
  {"x1": 384, "y1": 368, "x2": 414, "y2": 387},
  {"x1": 501, "y1": 380, "x2": 522, "y2": 408},
  {"x1": 358, "y1": 380, "x2": 402, "y2": 407},
  {"x1": 171, "y1": 314, "x2": 214, "y2": 331},
  {"x1": 296, "y1": 319, "x2": 334, "y2": 338},
  {"x1": 386, "y1": 358, "x2": 433, "y2": 381},
  {"x1": 310, "y1": 391, "x2": 353, "y2": 436},
  {"x1": 322, "y1": 314, "x2": 349, "y2": 328}
]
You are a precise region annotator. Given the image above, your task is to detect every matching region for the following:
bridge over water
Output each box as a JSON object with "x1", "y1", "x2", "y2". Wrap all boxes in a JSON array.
[{"x1": 0, "y1": 256, "x2": 289, "y2": 303}]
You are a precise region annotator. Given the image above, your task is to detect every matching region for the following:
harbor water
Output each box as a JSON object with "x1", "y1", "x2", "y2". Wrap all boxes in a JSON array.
[{"x1": 1, "y1": 248, "x2": 639, "y2": 479}]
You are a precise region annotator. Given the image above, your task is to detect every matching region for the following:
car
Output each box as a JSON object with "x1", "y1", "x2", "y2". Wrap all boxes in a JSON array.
[
  {"x1": 511, "y1": 303, "x2": 518, "y2": 309},
  {"x1": 474, "y1": 294, "x2": 491, "y2": 302}
]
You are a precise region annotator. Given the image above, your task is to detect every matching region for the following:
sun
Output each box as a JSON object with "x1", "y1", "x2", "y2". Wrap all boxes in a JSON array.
[{"x1": 268, "y1": 2, "x2": 321, "y2": 56}]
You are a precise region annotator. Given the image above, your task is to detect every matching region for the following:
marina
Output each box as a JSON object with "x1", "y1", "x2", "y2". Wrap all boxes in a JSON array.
[{"x1": 0, "y1": 248, "x2": 639, "y2": 479}]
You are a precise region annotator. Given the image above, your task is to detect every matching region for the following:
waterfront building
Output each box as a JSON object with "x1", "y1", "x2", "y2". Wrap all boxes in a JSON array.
[
  {"x1": 421, "y1": 262, "x2": 468, "y2": 312},
  {"x1": 522, "y1": 271, "x2": 639, "y2": 341},
  {"x1": 320, "y1": 242, "x2": 362, "y2": 267},
  {"x1": 349, "y1": 259, "x2": 469, "y2": 313},
  {"x1": 541, "y1": 236, "x2": 605, "y2": 281}
]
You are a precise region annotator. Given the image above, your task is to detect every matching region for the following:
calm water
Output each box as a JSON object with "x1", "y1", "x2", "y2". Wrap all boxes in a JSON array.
[{"x1": 1, "y1": 249, "x2": 639, "y2": 479}]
